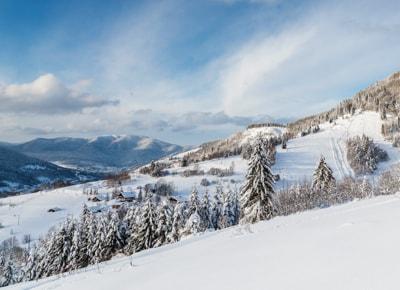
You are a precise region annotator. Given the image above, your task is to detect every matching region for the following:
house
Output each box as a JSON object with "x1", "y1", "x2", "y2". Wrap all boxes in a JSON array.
[{"x1": 120, "y1": 191, "x2": 136, "y2": 202}]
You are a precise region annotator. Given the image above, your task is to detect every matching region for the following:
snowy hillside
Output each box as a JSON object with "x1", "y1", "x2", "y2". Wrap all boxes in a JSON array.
[
  {"x1": 8, "y1": 194, "x2": 400, "y2": 290},
  {"x1": 275, "y1": 111, "x2": 400, "y2": 185},
  {"x1": 1, "y1": 111, "x2": 398, "y2": 245}
]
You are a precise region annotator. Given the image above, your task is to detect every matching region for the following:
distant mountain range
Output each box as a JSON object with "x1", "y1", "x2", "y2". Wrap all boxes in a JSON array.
[
  {"x1": 4, "y1": 135, "x2": 183, "y2": 172},
  {"x1": 0, "y1": 146, "x2": 100, "y2": 195}
]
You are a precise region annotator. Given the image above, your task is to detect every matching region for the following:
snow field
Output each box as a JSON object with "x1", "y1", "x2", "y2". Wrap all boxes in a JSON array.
[{"x1": 8, "y1": 194, "x2": 400, "y2": 290}]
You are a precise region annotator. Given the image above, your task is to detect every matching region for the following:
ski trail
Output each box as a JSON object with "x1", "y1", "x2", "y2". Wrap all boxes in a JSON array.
[
  {"x1": 336, "y1": 138, "x2": 353, "y2": 177},
  {"x1": 330, "y1": 135, "x2": 345, "y2": 179},
  {"x1": 329, "y1": 131, "x2": 353, "y2": 178}
]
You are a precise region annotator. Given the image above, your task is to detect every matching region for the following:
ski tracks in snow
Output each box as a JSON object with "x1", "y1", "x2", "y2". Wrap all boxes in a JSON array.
[{"x1": 329, "y1": 131, "x2": 353, "y2": 179}]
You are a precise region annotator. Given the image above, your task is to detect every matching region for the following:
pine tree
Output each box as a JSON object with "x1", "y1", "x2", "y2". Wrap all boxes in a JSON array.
[
  {"x1": 67, "y1": 225, "x2": 81, "y2": 271},
  {"x1": 240, "y1": 138, "x2": 275, "y2": 224},
  {"x1": 76, "y1": 204, "x2": 91, "y2": 268},
  {"x1": 201, "y1": 191, "x2": 213, "y2": 229},
  {"x1": 168, "y1": 202, "x2": 186, "y2": 243},
  {"x1": 0, "y1": 261, "x2": 16, "y2": 287},
  {"x1": 182, "y1": 211, "x2": 203, "y2": 236},
  {"x1": 24, "y1": 248, "x2": 39, "y2": 281},
  {"x1": 100, "y1": 211, "x2": 124, "y2": 261},
  {"x1": 45, "y1": 219, "x2": 74, "y2": 275},
  {"x1": 134, "y1": 197, "x2": 158, "y2": 252},
  {"x1": 124, "y1": 206, "x2": 140, "y2": 255},
  {"x1": 211, "y1": 188, "x2": 223, "y2": 230},
  {"x1": 220, "y1": 189, "x2": 235, "y2": 228},
  {"x1": 188, "y1": 187, "x2": 201, "y2": 216},
  {"x1": 154, "y1": 204, "x2": 172, "y2": 247},
  {"x1": 92, "y1": 216, "x2": 107, "y2": 264},
  {"x1": 87, "y1": 213, "x2": 100, "y2": 264},
  {"x1": 312, "y1": 156, "x2": 336, "y2": 192}
]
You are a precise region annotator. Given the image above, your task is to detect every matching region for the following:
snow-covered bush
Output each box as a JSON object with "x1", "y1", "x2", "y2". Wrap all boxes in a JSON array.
[
  {"x1": 346, "y1": 135, "x2": 388, "y2": 174},
  {"x1": 377, "y1": 165, "x2": 400, "y2": 195}
]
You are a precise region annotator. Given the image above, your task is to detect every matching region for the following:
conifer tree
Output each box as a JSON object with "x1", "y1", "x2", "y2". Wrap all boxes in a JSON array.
[
  {"x1": 240, "y1": 137, "x2": 275, "y2": 224},
  {"x1": 76, "y1": 204, "x2": 90, "y2": 268},
  {"x1": 154, "y1": 204, "x2": 172, "y2": 247},
  {"x1": 134, "y1": 197, "x2": 158, "y2": 252},
  {"x1": 220, "y1": 189, "x2": 235, "y2": 228},
  {"x1": 188, "y1": 187, "x2": 201, "y2": 216},
  {"x1": 24, "y1": 248, "x2": 38, "y2": 281},
  {"x1": 124, "y1": 206, "x2": 140, "y2": 255},
  {"x1": 101, "y1": 211, "x2": 124, "y2": 261},
  {"x1": 0, "y1": 261, "x2": 16, "y2": 287},
  {"x1": 312, "y1": 156, "x2": 336, "y2": 192},
  {"x1": 168, "y1": 202, "x2": 186, "y2": 243},
  {"x1": 211, "y1": 188, "x2": 223, "y2": 229},
  {"x1": 182, "y1": 211, "x2": 203, "y2": 236},
  {"x1": 201, "y1": 191, "x2": 213, "y2": 229}
]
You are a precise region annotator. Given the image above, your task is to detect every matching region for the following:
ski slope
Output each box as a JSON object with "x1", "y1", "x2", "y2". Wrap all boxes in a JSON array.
[
  {"x1": 9, "y1": 194, "x2": 400, "y2": 290},
  {"x1": 1, "y1": 111, "x2": 399, "y2": 246},
  {"x1": 275, "y1": 111, "x2": 400, "y2": 185}
]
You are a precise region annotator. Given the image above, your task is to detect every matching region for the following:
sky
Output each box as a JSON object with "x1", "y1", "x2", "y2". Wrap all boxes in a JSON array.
[{"x1": 0, "y1": 0, "x2": 400, "y2": 145}]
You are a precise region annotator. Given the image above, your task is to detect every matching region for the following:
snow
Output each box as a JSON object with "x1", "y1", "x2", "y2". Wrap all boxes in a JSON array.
[
  {"x1": 136, "y1": 137, "x2": 154, "y2": 149},
  {"x1": 275, "y1": 111, "x2": 400, "y2": 185},
  {"x1": 240, "y1": 126, "x2": 286, "y2": 145},
  {"x1": 20, "y1": 165, "x2": 47, "y2": 171},
  {"x1": 8, "y1": 194, "x2": 400, "y2": 290},
  {"x1": 1, "y1": 111, "x2": 399, "y2": 246},
  {"x1": 0, "y1": 184, "x2": 89, "y2": 243}
]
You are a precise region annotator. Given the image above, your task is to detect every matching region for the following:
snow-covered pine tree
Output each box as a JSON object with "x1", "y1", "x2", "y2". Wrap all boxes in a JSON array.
[
  {"x1": 200, "y1": 191, "x2": 213, "y2": 229},
  {"x1": 87, "y1": 212, "x2": 101, "y2": 264},
  {"x1": 67, "y1": 224, "x2": 81, "y2": 271},
  {"x1": 188, "y1": 187, "x2": 201, "y2": 216},
  {"x1": 134, "y1": 197, "x2": 158, "y2": 252},
  {"x1": 124, "y1": 206, "x2": 140, "y2": 255},
  {"x1": 231, "y1": 189, "x2": 240, "y2": 225},
  {"x1": 312, "y1": 156, "x2": 336, "y2": 192},
  {"x1": 183, "y1": 187, "x2": 207, "y2": 234},
  {"x1": 239, "y1": 137, "x2": 275, "y2": 224},
  {"x1": 211, "y1": 187, "x2": 223, "y2": 230},
  {"x1": 220, "y1": 189, "x2": 235, "y2": 228},
  {"x1": 100, "y1": 211, "x2": 124, "y2": 261},
  {"x1": 43, "y1": 219, "x2": 73, "y2": 276},
  {"x1": 154, "y1": 204, "x2": 172, "y2": 247},
  {"x1": 91, "y1": 215, "x2": 108, "y2": 264},
  {"x1": 167, "y1": 202, "x2": 186, "y2": 243},
  {"x1": 0, "y1": 260, "x2": 16, "y2": 287},
  {"x1": 181, "y1": 211, "x2": 203, "y2": 236},
  {"x1": 24, "y1": 248, "x2": 39, "y2": 281},
  {"x1": 75, "y1": 204, "x2": 91, "y2": 268}
]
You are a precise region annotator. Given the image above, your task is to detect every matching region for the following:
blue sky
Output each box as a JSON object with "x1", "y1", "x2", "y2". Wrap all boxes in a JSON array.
[{"x1": 1, "y1": 0, "x2": 400, "y2": 145}]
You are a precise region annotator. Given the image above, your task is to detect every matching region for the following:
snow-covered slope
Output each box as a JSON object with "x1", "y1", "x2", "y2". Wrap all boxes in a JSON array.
[
  {"x1": 9, "y1": 194, "x2": 400, "y2": 290},
  {"x1": 275, "y1": 111, "x2": 400, "y2": 185},
  {"x1": 0, "y1": 184, "x2": 90, "y2": 243},
  {"x1": 1, "y1": 111, "x2": 398, "y2": 245}
]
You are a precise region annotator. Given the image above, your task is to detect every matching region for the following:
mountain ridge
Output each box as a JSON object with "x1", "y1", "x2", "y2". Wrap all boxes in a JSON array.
[{"x1": 4, "y1": 135, "x2": 183, "y2": 172}]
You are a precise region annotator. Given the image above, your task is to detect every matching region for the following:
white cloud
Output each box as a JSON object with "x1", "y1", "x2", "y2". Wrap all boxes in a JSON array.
[{"x1": 0, "y1": 74, "x2": 118, "y2": 114}]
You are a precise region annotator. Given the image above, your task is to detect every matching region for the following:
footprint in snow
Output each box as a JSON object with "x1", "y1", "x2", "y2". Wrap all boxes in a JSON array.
[{"x1": 231, "y1": 224, "x2": 254, "y2": 237}]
